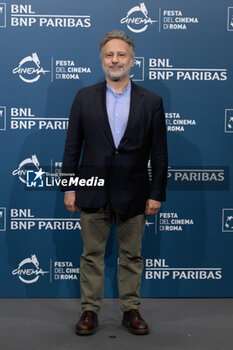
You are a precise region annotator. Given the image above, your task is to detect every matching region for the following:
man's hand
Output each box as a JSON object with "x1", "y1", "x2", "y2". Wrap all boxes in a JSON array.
[
  {"x1": 64, "y1": 192, "x2": 79, "y2": 213},
  {"x1": 145, "y1": 199, "x2": 161, "y2": 216}
]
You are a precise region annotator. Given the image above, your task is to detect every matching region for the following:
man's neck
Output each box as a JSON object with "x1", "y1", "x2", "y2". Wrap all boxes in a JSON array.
[{"x1": 106, "y1": 76, "x2": 130, "y2": 96}]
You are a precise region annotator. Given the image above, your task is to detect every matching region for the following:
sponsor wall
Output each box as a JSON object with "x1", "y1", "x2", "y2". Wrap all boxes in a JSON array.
[{"x1": 0, "y1": 0, "x2": 232, "y2": 297}]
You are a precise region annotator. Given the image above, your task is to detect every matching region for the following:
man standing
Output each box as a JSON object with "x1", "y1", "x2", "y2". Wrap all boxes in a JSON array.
[{"x1": 62, "y1": 30, "x2": 168, "y2": 335}]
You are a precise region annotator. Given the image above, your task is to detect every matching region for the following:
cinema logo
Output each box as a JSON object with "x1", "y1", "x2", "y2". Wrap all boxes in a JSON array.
[
  {"x1": 145, "y1": 258, "x2": 222, "y2": 280},
  {"x1": 10, "y1": 4, "x2": 91, "y2": 28},
  {"x1": 120, "y1": 6, "x2": 199, "y2": 33},
  {"x1": 12, "y1": 53, "x2": 50, "y2": 83},
  {"x1": 167, "y1": 166, "x2": 229, "y2": 191},
  {"x1": 53, "y1": 261, "x2": 80, "y2": 281},
  {"x1": 12, "y1": 155, "x2": 62, "y2": 187},
  {"x1": 12, "y1": 254, "x2": 49, "y2": 284},
  {"x1": 227, "y1": 7, "x2": 233, "y2": 31},
  {"x1": 222, "y1": 209, "x2": 233, "y2": 232},
  {"x1": 10, "y1": 208, "x2": 81, "y2": 231},
  {"x1": 54, "y1": 59, "x2": 91, "y2": 80},
  {"x1": 149, "y1": 58, "x2": 227, "y2": 81},
  {"x1": 162, "y1": 10, "x2": 199, "y2": 30},
  {"x1": 165, "y1": 112, "x2": 197, "y2": 132},
  {"x1": 130, "y1": 57, "x2": 144, "y2": 81},
  {"x1": 13, "y1": 54, "x2": 91, "y2": 83},
  {"x1": 224, "y1": 109, "x2": 233, "y2": 133},
  {"x1": 159, "y1": 212, "x2": 194, "y2": 232},
  {"x1": 10, "y1": 107, "x2": 68, "y2": 131},
  {"x1": 0, "y1": 3, "x2": 6, "y2": 27},
  {"x1": 12, "y1": 154, "x2": 41, "y2": 184},
  {"x1": 120, "y1": 2, "x2": 157, "y2": 33}
]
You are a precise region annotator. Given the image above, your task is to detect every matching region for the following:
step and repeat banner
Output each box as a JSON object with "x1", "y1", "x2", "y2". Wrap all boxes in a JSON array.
[{"x1": 0, "y1": 0, "x2": 232, "y2": 297}]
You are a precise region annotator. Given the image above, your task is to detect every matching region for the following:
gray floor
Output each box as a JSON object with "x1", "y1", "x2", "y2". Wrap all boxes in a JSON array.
[{"x1": 0, "y1": 298, "x2": 232, "y2": 350}]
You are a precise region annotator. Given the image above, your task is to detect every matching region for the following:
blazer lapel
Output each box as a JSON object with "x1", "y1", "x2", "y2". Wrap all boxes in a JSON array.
[
  {"x1": 118, "y1": 81, "x2": 144, "y2": 149},
  {"x1": 94, "y1": 81, "x2": 115, "y2": 149}
]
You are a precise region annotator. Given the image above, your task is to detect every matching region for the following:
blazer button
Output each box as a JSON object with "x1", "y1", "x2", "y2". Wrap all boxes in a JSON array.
[{"x1": 115, "y1": 150, "x2": 119, "y2": 154}]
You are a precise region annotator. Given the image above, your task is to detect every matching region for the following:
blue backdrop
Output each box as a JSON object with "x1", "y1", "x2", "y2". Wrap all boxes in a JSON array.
[{"x1": 0, "y1": 0, "x2": 232, "y2": 297}]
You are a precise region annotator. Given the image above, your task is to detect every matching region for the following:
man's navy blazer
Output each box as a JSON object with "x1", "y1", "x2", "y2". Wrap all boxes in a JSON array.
[{"x1": 62, "y1": 80, "x2": 168, "y2": 216}]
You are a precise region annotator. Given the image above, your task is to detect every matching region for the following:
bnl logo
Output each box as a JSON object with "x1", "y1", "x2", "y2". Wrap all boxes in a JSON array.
[
  {"x1": 222, "y1": 209, "x2": 233, "y2": 232},
  {"x1": 26, "y1": 169, "x2": 45, "y2": 188},
  {"x1": 130, "y1": 57, "x2": 144, "y2": 81},
  {"x1": 0, "y1": 3, "x2": 6, "y2": 28},
  {"x1": 227, "y1": 7, "x2": 233, "y2": 31},
  {"x1": 0, "y1": 106, "x2": 6, "y2": 130},
  {"x1": 225, "y1": 109, "x2": 233, "y2": 133},
  {"x1": 0, "y1": 207, "x2": 6, "y2": 231}
]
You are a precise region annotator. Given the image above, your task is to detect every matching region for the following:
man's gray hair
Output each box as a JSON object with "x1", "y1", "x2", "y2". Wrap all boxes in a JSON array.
[{"x1": 99, "y1": 30, "x2": 135, "y2": 57}]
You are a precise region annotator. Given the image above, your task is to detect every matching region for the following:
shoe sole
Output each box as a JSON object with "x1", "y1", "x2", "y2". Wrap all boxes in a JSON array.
[
  {"x1": 122, "y1": 320, "x2": 149, "y2": 335},
  {"x1": 75, "y1": 321, "x2": 98, "y2": 335}
]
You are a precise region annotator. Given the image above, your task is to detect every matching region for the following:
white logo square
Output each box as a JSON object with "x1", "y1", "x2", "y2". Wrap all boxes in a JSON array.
[
  {"x1": 131, "y1": 57, "x2": 144, "y2": 81},
  {"x1": 225, "y1": 109, "x2": 233, "y2": 133},
  {"x1": 0, "y1": 3, "x2": 6, "y2": 28},
  {"x1": 0, "y1": 106, "x2": 6, "y2": 130},
  {"x1": 222, "y1": 209, "x2": 233, "y2": 232},
  {"x1": 227, "y1": 7, "x2": 233, "y2": 31},
  {"x1": 0, "y1": 207, "x2": 6, "y2": 231}
]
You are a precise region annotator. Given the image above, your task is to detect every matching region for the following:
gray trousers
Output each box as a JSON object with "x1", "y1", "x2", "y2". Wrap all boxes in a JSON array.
[{"x1": 80, "y1": 202, "x2": 145, "y2": 313}]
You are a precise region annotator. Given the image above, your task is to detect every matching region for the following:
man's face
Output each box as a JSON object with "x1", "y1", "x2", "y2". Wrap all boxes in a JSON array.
[{"x1": 101, "y1": 39, "x2": 134, "y2": 81}]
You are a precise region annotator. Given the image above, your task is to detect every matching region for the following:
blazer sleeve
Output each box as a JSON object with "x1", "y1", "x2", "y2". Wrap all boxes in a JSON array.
[
  {"x1": 149, "y1": 97, "x2": 168, "y2": 201},
  {"x1": 61, "y1": 91, "x2": 84, "y2": 191}
]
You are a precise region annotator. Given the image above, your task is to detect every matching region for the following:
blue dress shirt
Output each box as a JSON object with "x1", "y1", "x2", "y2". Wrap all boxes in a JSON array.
[{"x1": 106, "y1": 80, "x2": 131, "y2": 148}]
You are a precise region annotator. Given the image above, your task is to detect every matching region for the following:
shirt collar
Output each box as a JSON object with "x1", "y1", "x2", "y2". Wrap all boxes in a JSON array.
[{"x1": 106, "y1": 80, "x2": 131, "y2": 97}]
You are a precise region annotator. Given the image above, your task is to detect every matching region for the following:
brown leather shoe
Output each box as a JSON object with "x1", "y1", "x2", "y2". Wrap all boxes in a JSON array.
[
  {"x1": 122, "y1": 309, "x2": 149, "y2": 335},
  {"x1": 75, "y1": 310, "x2": 98, "y2": 335}
]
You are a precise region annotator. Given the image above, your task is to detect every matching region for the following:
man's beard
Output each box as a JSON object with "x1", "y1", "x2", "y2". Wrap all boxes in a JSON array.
[{"x1": 103, "y1": 61, "x2": 132, "y2": 81}]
